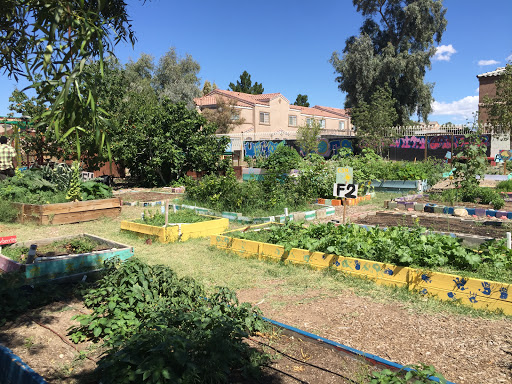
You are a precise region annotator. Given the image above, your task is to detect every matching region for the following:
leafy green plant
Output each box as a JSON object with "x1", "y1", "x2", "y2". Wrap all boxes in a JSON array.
[
  {"x1": 234, "y1": 222, "x2": 512, "y2": 282},
  {"x1": 370, "y1": 364, "x2": 447, "y2": 384},
  {"x1": 41, "y1": 163, "x2": 73, "y2": 190},
  {"x1": 66, "y1": 161, "x2": 82, "y2": 201},
  {"x1": 136, "y1": 209, "x2": 212, "y2": 226},
  {"x1": 81, "y1": 180, "x2": 112, "y2": 200},
  {"x1": 68, "y1": 258, "x2": 267, "y2": 383},
  {"x1": 0, "y1": 199, "x2": 19, "y2": 222}
]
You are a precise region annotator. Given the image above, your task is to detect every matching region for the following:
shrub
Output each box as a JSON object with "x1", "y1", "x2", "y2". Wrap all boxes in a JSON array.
[
  {"x1": 0, "y1": 200, "x2": 19, "y2": 222},
  {"x1": 69, "y1": 258, "x2": 267, "y2": 383}
]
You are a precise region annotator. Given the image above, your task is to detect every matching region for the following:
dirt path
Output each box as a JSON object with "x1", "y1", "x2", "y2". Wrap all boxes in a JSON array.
[{"x1": 238, "y1": 284, "x2": 512, "y2": 384}]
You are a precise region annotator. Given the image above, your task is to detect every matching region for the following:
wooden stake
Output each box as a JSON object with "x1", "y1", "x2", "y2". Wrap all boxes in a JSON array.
[
  {"x1": 343, "y1": 198, "x2": 347, "y2": 224},
  {"x1": 164, "y1": 199, "x2": 169, "y2": 227}
]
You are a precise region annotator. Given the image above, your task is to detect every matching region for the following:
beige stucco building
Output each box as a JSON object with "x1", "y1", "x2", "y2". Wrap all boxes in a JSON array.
[{"x1": 194, "y1": 89, "x2": 352, "y2": 139}]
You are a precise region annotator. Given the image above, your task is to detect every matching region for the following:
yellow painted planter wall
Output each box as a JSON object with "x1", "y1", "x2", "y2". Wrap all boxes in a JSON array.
[
  {"x1": 121, "y1": 216, "x2": 229, "y2": 243},
  {"x1": 211, "y1": 234, "x2": 512, "y2": 315}
]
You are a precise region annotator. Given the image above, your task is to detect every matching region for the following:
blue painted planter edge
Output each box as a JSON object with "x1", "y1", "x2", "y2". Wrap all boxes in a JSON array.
[
  {"x1": 263, "y1": 317, "x2": 455, "y2": 384},
  {"x1": 0, "y1": 344, "x2": 47, "y2": 384}
]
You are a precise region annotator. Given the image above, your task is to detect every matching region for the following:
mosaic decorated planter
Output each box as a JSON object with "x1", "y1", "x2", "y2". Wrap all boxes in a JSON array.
[
  {"x1": 120, "y1": 215, "x2": 229, "y2": 243},
  {"x1": 0, "y1": 234, "x2": 133, "y2": 283},
  {"x1": 211, "y1": 230, "x2": 512, "y2": 315}
]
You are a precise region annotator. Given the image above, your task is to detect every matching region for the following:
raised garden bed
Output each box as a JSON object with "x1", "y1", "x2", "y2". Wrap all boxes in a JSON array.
[
  {"x1": 356, "y1": 211, "x2": 512, "y2": 239},
  {"x1": 0, "y1": 233, "x2": 133, "y2": 283},
  {"x1": 212, "y1": 223, "x2": 512, "y2": 315},
  {"x1": 120, "y1": 210, "x2": 229, "y2": 243},
  {"x1": 13, "y1": 197, "x2": 122, "y2": 225}
]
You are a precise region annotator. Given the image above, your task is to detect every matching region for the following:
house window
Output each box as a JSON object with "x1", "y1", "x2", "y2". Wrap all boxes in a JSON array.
[
  {"x1": 319, "y1": 119, "x2": 325, "y2": 129},
  {"x1": 306, "y1": 118, "x2": 313, "y2": 127},
  {"x1": 339, "y1": 121, "x2": 345, "y2": 130},
  {"x1": 259, "y1": 112, "x2": 270, "y2": 124},
  {"x1": 288, "y1": 115, "x2": 297, "y2": 127},
  {"x1": 231, "y1": 112, "x2": 240, "y2": 121}
]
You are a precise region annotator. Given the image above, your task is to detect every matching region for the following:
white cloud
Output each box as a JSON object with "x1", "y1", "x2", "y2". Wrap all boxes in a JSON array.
[
  {"x1": 478, "y1": 59, "x2": 500, "y2": 66},
  {"x1": 432, "y1": 95, "x2": 478, "y2": 120},
  {"x1": 475, "y1": 87, "x2": 479, "y2": 94},
  {"x1": 433, "y1": 44, "x2": 456, "y2": 61},
  {"x1": 507, "y1": 54, "x2": 512, "y2": 62}
]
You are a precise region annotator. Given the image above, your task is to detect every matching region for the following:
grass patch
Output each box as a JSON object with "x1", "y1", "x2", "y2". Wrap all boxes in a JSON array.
[{"x1": 1, "y1": 205, "x2": 509, "y2": 320}]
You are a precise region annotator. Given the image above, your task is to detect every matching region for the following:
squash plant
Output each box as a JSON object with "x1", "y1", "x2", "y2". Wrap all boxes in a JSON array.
[{"x1": 69, "y1": 258, "x2": 267, "y2": 383}]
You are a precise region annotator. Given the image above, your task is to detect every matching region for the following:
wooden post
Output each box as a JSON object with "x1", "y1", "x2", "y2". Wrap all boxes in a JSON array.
[
  {"x1": 164, "y1": 199, "x2": 169, "y2": 227},
  {"x1": 343, "y1": 198, "x2": 347, "y2": 224}
]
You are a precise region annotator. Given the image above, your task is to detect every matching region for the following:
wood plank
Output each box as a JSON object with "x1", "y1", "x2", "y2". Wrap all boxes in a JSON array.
[
  {"x1": 48, "y1": 207, "x2": 121, "y2": 225},
  {"x1": 39, "y1": 197, "x2": 121, "y2": 215}
]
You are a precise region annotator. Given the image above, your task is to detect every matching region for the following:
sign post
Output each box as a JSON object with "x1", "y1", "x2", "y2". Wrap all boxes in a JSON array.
[{"x1": 334, "y1": 167, "x2": 358, "y2": 224}]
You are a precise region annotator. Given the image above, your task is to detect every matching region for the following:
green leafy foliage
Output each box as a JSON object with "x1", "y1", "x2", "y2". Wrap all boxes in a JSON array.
[
  {"x1": 0, "y1": 168, "x2": 112, "y2": 205},
  {"x1": 330, "y1": 0, "x2": 447, "y2": 124},
  {"x1": 370, "y1": 364, "x2": 447, "y2": 384},
  {"x1": 81, "y1": 180, "x2": 112, "y2": 201},
  {"x1": 66, "y1": 161, "x2": 82, "y2": 201},
  {"x1": 68, "y1": 258, "x2": 267, "y2": 383},
  {"x1": 135, "y1": 209, "x2": 213, "y2": 226},
  {"x1": 0, "y1": 199, "x2": 19, "y2": 222},
  {"x1": 234, "y1": 222, "x2": 512, "y2": 282},
  {"x1": 228, "y1": 70, "x2": 264, "y2": 94}
]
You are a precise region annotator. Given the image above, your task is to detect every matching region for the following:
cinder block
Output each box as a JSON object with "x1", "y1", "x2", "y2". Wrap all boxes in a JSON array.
[
  {"x1": 475, "y1": 208, "x2": 486, "y2": 217},
  {"x1": 424, "y1": 204, "x2": 435, "y2": 213},
  {"x1": 293, "y1": 212, "x2": 306, "y2": 221},
  {"x1": 466, "y1": 208, "x2": 476, "y2": 216},
  {"x1": 332, "y1": 199, "x2": 341, "y2": 206},
  {"x1": 496, "y1": 211, "x2": 508, "y2": 219},
  {"x1": 383, "y1": 200, "x2": 390, "y2": 209},
  {"x1": 388, "y1": 202, "x2": 398, "y2": 209},
  {"x1": 397, "y1": 202, "x2": 407, "y2": 210},
  {"x1": 433, "y1": 205, "x2": 445, "y2": 214},
  {"x1": 325, "y1": 207, "x2": 335, "y2": 216},
  {"x1": 414, "y1": 203, "x2": 425, "y2": 212},
  {"x1": 318, "y1": 198, "x2": 326, "y2": 205},
  {"x1": 324, "y1": 199, "x2": 332, "y2": 206},
  {"x1": 316, "y1": 209, "x2": 327, "y2": 219},
  {"x1": 405, "y1": 202, "x2": 414, "y2": 210},
  {"x1": 444, "y1": 207, "x2": 454, "y2": 215}
]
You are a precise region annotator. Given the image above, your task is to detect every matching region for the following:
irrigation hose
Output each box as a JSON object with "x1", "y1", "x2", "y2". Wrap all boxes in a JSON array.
[
  {"x1": 29, "y1": 317, "x2": 98, "y2": 364},
  {"x1": 248, "y1": 336, "x2": 359, "y2": 384}
]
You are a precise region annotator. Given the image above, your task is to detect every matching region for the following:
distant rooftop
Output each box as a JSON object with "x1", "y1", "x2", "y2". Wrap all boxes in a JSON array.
[{"x1": 477, "y1": 67, "x2": 507, "y2": 78}]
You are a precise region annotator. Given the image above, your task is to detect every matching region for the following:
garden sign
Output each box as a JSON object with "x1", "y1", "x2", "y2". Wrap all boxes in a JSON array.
[{"x1": 333, "y1": 167, "x2": 358, "y2": 199}]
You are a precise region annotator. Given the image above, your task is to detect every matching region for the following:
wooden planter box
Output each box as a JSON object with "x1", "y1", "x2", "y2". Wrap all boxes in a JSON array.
[
  {"x1": 0, "y1": 233, "x2": 134, "y2": 283},
  {"x1": 13, "y1": 197, "x2": 122, "y2": 225},
  {"x1": 121, "y1": 216, "x2": 229, "y2": 243}
]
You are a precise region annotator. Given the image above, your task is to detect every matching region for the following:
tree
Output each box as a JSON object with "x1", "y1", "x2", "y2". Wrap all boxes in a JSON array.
[
  {"x1": 0, "y1": 0, "x2": 141, "y2": 156},
  {"x1": 294, "y1": 94, "x2": 310, "y2": 107},
  {"x1": 202, "y1": 80, "x2": 213, "y2": 95},
  {"x1": 228, "y1": 71, "x2": 264, "y2": 94},
  {"x1": 296, "y1": 119, "x2": 322, "y2": 155},
  {"x1": 112, "y1": 100, "x2": 229, "y2": 186},
  {"x1": 484, "y1": 64, "x2": 512, "y2": 131},
  {"x1": 330, "y1": 0, "x2": 447, "y2": 125},
  {"x1": 350, "y1": 83, "x2": 398, "y2": 154},
  {"x1": 201, "y1": 97, "x2": 245, "y2": 134},
  {"x1": 8, "y1": 85, "x2": 61, "y2": 164},
  {"x1": 153, "y1": 47, "x2": 201, "y2": 108}
]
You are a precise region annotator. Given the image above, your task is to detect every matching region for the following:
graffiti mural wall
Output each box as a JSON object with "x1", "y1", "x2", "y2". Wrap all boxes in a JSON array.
[
  {"x1": 387, "y1": 134, "x2": 491, "y2": 161},
  {"x1": 243, "y1": 139, "x2": 354, "y2": 158}
]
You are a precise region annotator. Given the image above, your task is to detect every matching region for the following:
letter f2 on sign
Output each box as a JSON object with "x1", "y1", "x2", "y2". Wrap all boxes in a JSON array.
[{"x1": 333, "y1": 183, "x2": 358, "y2": 199}]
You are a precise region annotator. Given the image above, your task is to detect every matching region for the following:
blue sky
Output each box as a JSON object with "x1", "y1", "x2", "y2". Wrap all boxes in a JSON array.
[{"x1": 0, "y1": 0, "x2": 511, "y2": 124}]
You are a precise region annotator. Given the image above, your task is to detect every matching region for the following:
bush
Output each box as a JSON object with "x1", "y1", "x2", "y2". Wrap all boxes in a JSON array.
[
  {"x1": 0, "y1": 200, "x2": 19, "y2": 222},
  {"x1": 69, "y1": 258, "x2": 267, "y2": 384}
]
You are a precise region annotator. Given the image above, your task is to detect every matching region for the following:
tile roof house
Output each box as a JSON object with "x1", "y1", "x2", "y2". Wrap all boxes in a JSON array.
[
  {"x1": 477, "y1": 66, "x2": 507, "y2": 124},
  {"x1": 194, "y1": 89, "x2": 352, "y2": 137}
]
